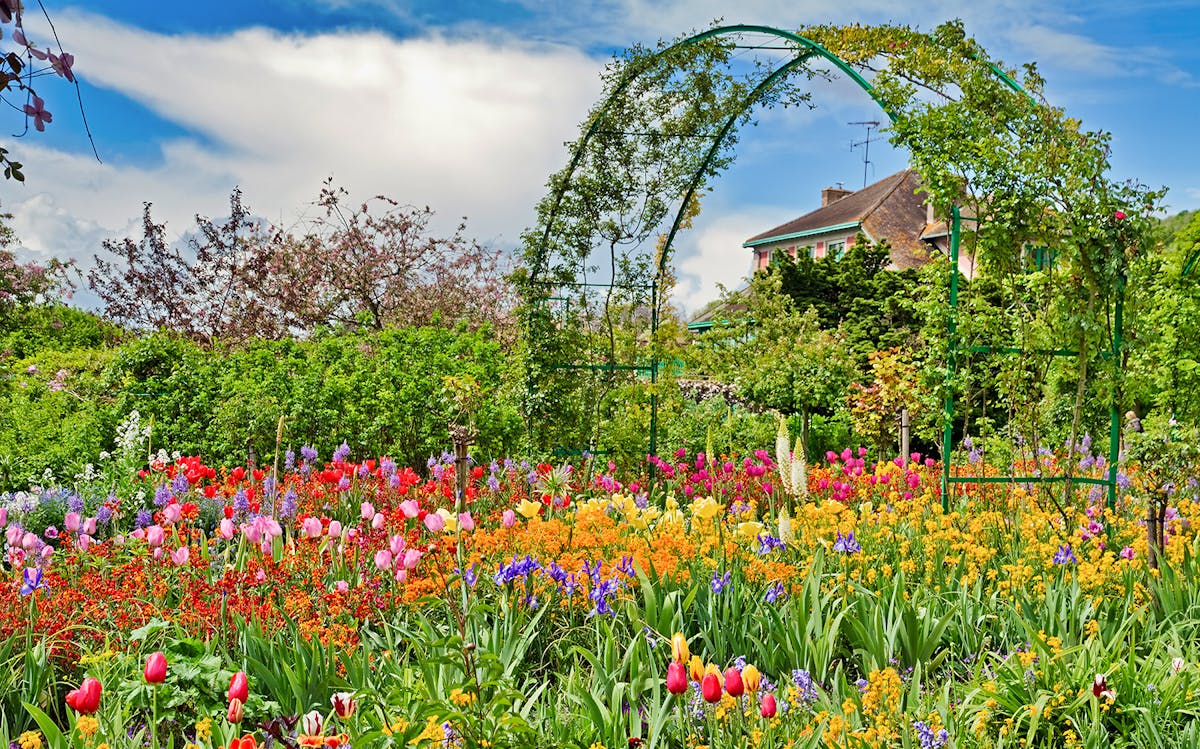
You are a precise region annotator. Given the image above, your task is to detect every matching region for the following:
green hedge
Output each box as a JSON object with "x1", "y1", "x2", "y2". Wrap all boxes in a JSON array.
[{"x1": 0, "y1": 316, "x2": 524, "y2": 489}]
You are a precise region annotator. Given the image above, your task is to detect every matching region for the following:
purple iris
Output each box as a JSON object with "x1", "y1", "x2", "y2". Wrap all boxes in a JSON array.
[{"x1": 20, "y1": 567, "x2": 48, "y2": 596}]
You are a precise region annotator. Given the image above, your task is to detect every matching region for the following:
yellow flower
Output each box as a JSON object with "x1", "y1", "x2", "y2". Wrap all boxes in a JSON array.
[
  {"x1": 18, "y1": 732, "x2": 43, "y2": 749},
  {"x1": 437, "y1": 508, "x2": 457, "y2": 533},
  {"x1": 691, "y1": 496, "x2": 724, "y2": 523},
  {"x1": 515, "y1": 498, "x2": 542, "y2": 519},
  {"x1": 736, "y1": 521, "x2": 765, "y2": 541},
  {"x1": 741, "y1": 664, "x2": 761, "y2": 692},
  {"x1": 75, "y1": 715, "x2": 99, "y2": 738},
  {"x1": 671, "y1": 632, "x2": 690, "y2": 664},
  {"x1": 449, "y1": 687, "x2": 476, "y2": 707}
]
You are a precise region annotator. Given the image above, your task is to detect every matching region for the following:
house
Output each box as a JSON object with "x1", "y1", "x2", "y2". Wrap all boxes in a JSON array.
[
  {"x1": 686, "y1": 169, "x2": 972, "y2": 334},
  {"x1": 742, "y1": 169, "x2": 969, "y2": 277}
]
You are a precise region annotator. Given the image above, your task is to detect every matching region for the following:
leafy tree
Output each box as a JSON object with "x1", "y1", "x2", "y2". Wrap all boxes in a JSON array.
[{"x1": 691, "y1": 270, "x2": 856, "y2": 457}]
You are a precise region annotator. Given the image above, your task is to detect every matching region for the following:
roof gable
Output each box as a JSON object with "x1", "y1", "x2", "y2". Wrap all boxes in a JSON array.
[{"x1": 743, "y1": 170, "x2": 916, "y2": 247}]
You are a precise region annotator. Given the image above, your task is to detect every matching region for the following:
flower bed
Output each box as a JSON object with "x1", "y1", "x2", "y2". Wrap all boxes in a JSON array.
[{"x1": 3, "y1": 437, "x2": 1199, "y2": 748}]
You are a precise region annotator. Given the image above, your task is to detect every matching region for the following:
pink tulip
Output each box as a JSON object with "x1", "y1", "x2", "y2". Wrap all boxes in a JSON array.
[
  {"x1": 399, "y1": 499, "x2": 419, "y2": 518},
  {"x1": 218, "y1": 518, "x2": 235, "y2": 539},
  {"x1": 0, "y1": 507, "x2": 6, "y2": 526},
  {"x1": 171, "y1": 546, "x2": 189, "y2": 566},
  {"x1": 163, "y1": 503, "x2": 182, "y2": 525},
  {"x1": 82, "y1": 517, "x2": 96, "y2": 535},
  {"x1": 146, "y1": 525, "x2": 165, "y2": 548},
  {"x1": 389, "y1": 534, "x2": 406, "y2": 556},
  {"x1": 77, "y1": 534, "x2": 92, "y2": 552},
  {"x1": 302, "y1": 517, "x2": 322, "y2": 538},
  {"x1": 371, "y1": 512, "x2": 385, "y2": 530},
  {"x1": 152, "y1": 548, "x2": 163, "y2": 560},
  {"x1": 264, "y1": 518, "x2": 283, "y2": 538},
  {"x1": 402, "y1": 548, "x2": 422, "y2": 569},
  {"x1": 458, "y1": 512, "x2": 475, "y2": 532},
  {"x1": 360, "y1": 502, "x2": 375, "y2": 521},
  {"x1": 40, "y1": 545, "x2": 53, "y2": 562},
  {"x1": 22, "y1": 532, "x2": 38, "y2": 551},
  {"x1": 374, "y1": 550, "x2": 393, "y2": 571},
  {"x1": 502, "y1": 509, "x2": 516, "y2": 528},
  {"x1": 64, "y1": 512, "x2": 81, "y2": 533},
  {"x1": 327, "y1": 520, "x2": 342, "y2": 538},
  {"x1": 334, "y1": 580, "x2": 349, "y2": 593},
  {"x1": 6, "y1": 525, "x2": 22, "y2": 546},
  {"x1": 241, "y1": 522, "x2": 262, "y2": 544},
  {"x1": 424, "y1": 513, "x2": 445, "y2": 533},
  {"x1": 394, "y1": 567, "x2": 407, "y2": 583}
]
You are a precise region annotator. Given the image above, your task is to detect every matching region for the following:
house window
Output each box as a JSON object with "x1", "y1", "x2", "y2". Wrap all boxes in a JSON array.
[{"x1": 827, "y1": 240, "x2": 846, "y2": 259}]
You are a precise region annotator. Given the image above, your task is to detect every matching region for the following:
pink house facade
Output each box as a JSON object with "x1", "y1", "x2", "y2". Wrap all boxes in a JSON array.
[{"x1": 742, "y1": 170, "x2": 974, "y2": 279}]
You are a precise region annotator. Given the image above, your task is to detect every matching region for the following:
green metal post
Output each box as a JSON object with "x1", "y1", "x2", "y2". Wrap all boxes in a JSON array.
[
  {"x1": 649, "y1": 277, "x2": 659, "y2": 490},
  {"x1": 1107, "y1": 270, "x2": 1125, "y2": 509},
  {"x1": 941, "y1": 206, "x2": 961, "y2": 512}
]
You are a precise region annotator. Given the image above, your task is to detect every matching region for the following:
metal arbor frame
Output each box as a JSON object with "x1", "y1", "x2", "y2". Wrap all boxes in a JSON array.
[
  {"x1": 939, "y1": 208, "x2": 1125, "y2": 511},
  {"x1": 529, "y1": 24, "x2": 1118, "y2": 507}
]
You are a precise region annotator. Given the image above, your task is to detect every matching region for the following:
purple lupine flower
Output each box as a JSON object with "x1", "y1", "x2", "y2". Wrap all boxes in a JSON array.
[
  {"x1": 66, "y1": 494, "x2": 84, "y2": 514},
  {"x1": 96, "y1": 505, "x2": 113, "y2": 525},
  {"x1": 333, "y1": 441, "x2": 351, "y2": 463},
  {"x1": 153, "y1": 484, "x2": 172, "y2": 507},
  {"x1": 279, "y1": 489, "x2": 298, "y2": 519},
  {"x1": 135, "y1": 509, "x2": 153, "y2": 529},
  {"x1": 171, "y1": 470, "x2": 189, "y2": 494},
  {"x1": 284, "y1": 449, "x2": 296, "y2": 472},
  {"x1": 301, "y1": 445, "x2": 318, "y2": 464},
  {"x1": 232, "y1": 489, "x2": 250, "y2": 515}
]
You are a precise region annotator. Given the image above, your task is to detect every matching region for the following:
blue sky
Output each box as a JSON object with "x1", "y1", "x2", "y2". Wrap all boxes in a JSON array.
[{"x1": 2, "y1": 0, "x2": 1198, "y2": 314}]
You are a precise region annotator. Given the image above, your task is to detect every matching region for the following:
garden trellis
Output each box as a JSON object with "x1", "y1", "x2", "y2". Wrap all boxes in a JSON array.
[{"x1": 518, "y1": 22, "x2": 1159, "y2": 497}]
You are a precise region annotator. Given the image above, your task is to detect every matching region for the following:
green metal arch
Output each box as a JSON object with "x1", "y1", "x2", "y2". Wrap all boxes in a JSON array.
[
  {"x1": 531, "y1": 23, "x2": 1030, "y2": 283},
  {"x1": 526, "y1": 23, "x2": 1033, "y2": 465}
]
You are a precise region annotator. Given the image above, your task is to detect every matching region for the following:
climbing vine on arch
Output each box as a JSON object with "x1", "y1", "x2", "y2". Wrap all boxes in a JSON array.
[{"x1": 515, "y1": 19, "x2": 1164, "y2": 471}]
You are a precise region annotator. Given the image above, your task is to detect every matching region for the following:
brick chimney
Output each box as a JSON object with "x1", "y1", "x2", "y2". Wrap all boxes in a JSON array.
[{"x1": 821, "y1": 186, "x2": 853, "y2": 207}]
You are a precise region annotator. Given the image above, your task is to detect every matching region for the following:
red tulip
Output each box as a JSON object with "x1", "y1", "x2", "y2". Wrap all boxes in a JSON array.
[
  {"x1": 701, "y1": 672, "x2": 722, "y2": 703},
  {"x1": 227, "y1": 697, "x2": 244, "y2": 724},
  {"x1": 65, "y1": 676, "x2": 102, "y2": 714},
  {"x1": 228, "y1": 671, "x2": 249, "y2": 704},
  {"x1": 724, "y1": 667, "x2": 744, "y2": 697},
  {"x1": 228, "y1": 735, "x2": 258, "y2": 749},
  {"x1": 144, "y1": 651, "x2": 168, "y2": 684},
  {"x1": 760, "y1": 693, "x2": 777, "y2": 718},
  {"x1": 666, "y1": 661, "x2": 688, "y2": 695}
]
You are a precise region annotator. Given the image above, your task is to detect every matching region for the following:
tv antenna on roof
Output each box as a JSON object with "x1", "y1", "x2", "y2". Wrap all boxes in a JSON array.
[{"x1": 849, "y1": 120, "x2": 881, "y2": 189}]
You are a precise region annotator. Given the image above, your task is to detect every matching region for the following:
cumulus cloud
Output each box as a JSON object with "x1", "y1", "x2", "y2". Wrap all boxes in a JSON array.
[
  {"x1": 672, "y1": 208, "x2": 791, "y2": 315},
  {"x1": 2, "y1": 10, "x2": 605, "y2": 299}
]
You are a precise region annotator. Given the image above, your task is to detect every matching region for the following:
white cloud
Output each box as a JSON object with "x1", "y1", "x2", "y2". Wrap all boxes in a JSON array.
[
  {"x1": 1, "y1": 11, "x2": 606, "y2": 299},
  {"x1": 672, "y1": 208, "x2": 788, "y2": 315}
]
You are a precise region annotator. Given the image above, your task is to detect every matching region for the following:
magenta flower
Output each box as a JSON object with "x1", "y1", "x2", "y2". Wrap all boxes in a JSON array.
[{"x1": 23, "y1": 94, "x2": 52, "y2": 131}]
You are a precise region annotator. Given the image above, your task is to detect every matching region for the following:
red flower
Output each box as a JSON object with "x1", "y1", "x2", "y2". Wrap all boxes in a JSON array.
[
  {"x1": 228, "y1": 735, "x2": 258, "y2": 749},
  {"x1": 760, "y1": 693, "x2": 777, "y2": 718},
  {"x1": 65, "y1": 676, "x2": 102, "y2": 714},
  {"x1": 227, "y1": 697, "x2": 244, "y2": 724},
  {"x1": 228, "y1": 670, "x2": 249, "y2": 704},
  {"x1": 724, "y1": 667, "x2": 744, "y2": 697},
  {"x1": 1113, "y1": 210, "x2": 1127, "y2": 221},
  {"x1": 701, "y1": 672, "x2": 722, "y2": 703},
  {"x1": 230, "y1": 467, "x2": 246, "y2": 483},
  {"x1": 666, "y1": 661, "x2": 688, "y2": 695},
  {"x1": 144, "y1": 651, "x2": 168, "y2": 684}
]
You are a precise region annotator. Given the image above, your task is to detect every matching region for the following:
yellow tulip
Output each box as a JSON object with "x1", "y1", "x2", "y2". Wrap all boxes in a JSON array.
[
  {"x1": 688, "y1": 655, "x2": 705, "y2": 682},
  {"x1": 741, "y1": 664, "x2": 761, "y2": 692},
  {"x1": 515, "y1": 498, "x2": 542, "y2": 520},
  {"x1": 671, "y1": 632, "x2": 690, "y2": 664},
  {"x1": 691, "y1": 496, "x2": 724, "y2": 523}
]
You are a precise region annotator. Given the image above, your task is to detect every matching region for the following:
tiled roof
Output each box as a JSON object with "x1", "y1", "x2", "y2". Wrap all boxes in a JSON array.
[{"x1": 744, "y1": 170, "x2": 916, "y2": 247}]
